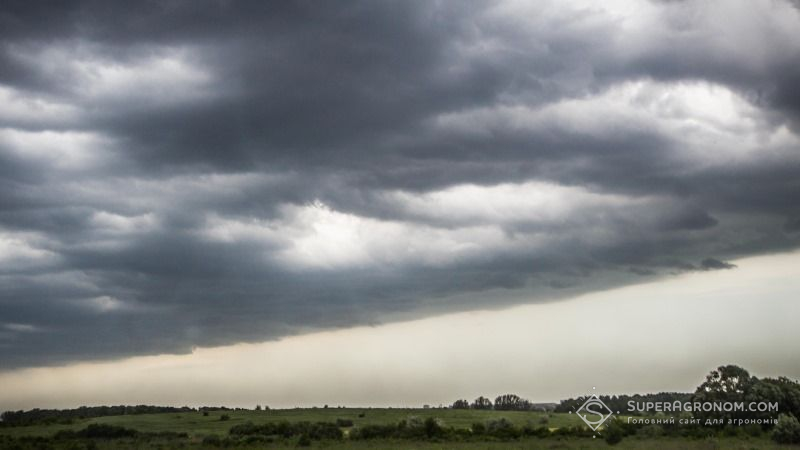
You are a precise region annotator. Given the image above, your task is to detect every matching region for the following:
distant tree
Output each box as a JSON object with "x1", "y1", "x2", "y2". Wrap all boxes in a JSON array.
[
  {"x1": 255, "y1": 404, "x2": 262, "y2": 411},
  {"x1": 693, "y1": 364, "x2": 756, "y2": 424},
  {"x1": 494, "y1": 394, "x2": 531, "y2": 411},
  {"x1": 451, "y1": 399, "x2": 469, "y2": 409},
  {"x1": 696, "y1": 365, "x2": 755, "y2": 398},
  {"x1": 471, "y1": 396, "x2": 493, "y2": 410}
]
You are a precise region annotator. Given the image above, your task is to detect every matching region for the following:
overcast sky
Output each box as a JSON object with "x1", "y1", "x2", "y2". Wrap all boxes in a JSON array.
[
  {"x1": 1, "y1": 0, "x2": 799, "y2": 397},
  {"x1": 1, "y1": 250, "x2": 799, "y2": 410}
]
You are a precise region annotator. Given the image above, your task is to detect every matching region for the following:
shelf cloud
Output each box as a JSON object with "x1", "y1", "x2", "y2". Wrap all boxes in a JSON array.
[{"x1": 0, "y1": 0, "x2": 799, "y2": 368}]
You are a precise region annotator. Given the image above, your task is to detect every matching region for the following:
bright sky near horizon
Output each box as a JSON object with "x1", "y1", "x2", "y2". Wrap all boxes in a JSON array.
[{"x1": 2, "y1": 250, "x2": 798, "y2": 411}]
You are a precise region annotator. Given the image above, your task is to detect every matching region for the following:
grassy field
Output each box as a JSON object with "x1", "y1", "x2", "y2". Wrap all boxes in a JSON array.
[
  {"x1": 1, "y1": 408, "x2": 798, "y2": 449},
  {"x1": 0, "y1": 408, "x2": 579, "y2": 438}
]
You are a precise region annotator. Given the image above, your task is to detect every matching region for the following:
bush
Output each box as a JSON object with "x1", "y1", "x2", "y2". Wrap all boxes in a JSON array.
[
  {"x1": 79, "y1": 424, "x2": 138, "y2": 439},
  {"x1": 603, "y1": 420, "x2": 624, "y2": 445},
  {"x1": 522, "y1": 425, "x2": 550, "y2": 438},
  {"x1": 537, "y1": 416, "x2": 549, "y2": 425},
  {"x1": 742, "y1": 423, "x2": 762, "y2": 437},
  {"x1": 636, "y1": 424, "x2": 663, "y2": 438},
  {"x1": 351, "y1": 423, "x2": 397, "y2": 439},
  {"x1": 335, "y1": 418, "x2": 354, "y2": 427},
  {"x1": 229, "y1": 422, "x2": 260, "y2": 436},
  {"x1": 229, "y1": 421, "x2": 342, "y2": 440},
  {"x1": 296, "y1": 434, "x2": 312, "y2": 447},
  {"x1": 423, "y1": 417, "x2": 445, "y2": 438},
  {"x1": 305, "y1": 422, "x2": 343, "y2": 440},
  {"x1": 219, "y1": 414, "x2": 230, "y2": 421},
  {"x1": 486, "y1": 418, "x2": 521, "y2": 440},
  {"x1": 773, "y1": 413, "x2": 800, "y2": 444},
  {"x1": 202, "y1": 434, "x2": 222, "y2": 446}
]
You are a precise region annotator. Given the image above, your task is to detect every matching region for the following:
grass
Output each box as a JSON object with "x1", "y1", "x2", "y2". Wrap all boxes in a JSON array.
[
  {"x1": 2, "y1": 435, "x2": 796, "y2": 450},
  {"x1": 0, "y1": 408, "x2": 579, "y2": 438},
  {"x1": 1, "y1": 409, "x2": 799, "y2": 449}
]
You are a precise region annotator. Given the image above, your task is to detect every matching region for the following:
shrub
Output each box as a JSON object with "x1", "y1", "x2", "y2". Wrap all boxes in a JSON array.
[
  {"x1": 79, "y1": 424, "x2": 138, "y2": 439},
  {"x1": 423, "y1": 417, "x2": 446, "y2": 438},
  {"x1": 219, "y1": 414, "x2": 230, "y2": 421},
  {"x1": 53, "y1": 430, "x2": 79, "y2": 440},
  {"x1": 522, "y1": 425, "x2": 550, "y2": 438},
  {"x1": 297, "y1": 434, "x2": 312, "y2": 447},
  {"x1": 202, "y1": 434, "x2": 222, "y2": 446},
  {"x1": 773, "y1": 413, "x2": 800, "y2": 444},
  {"x1": 486, "y1": 418, "x2": 521, "y2": 440},
  {"x1": 603, "y1": 420, "x2": 624, "y2": 445},
  {"x1": 335, "y1": 418, "x2": 354, "y2": 427},
  {"x1": 305, "y1": 422, "x2": 343, "y2": 440},
  {"x1": 351, "y1": 423, "x2": 397, "y2": 439},
  {"x1": 537, "y1": 416, "x2": 549, "y2": 425},
  {"x1": 229, "y1": 421, "x2": 342, "y2": 440},
  {"x1": 636, "y1": 424, "x2": 663, "y2": 438},
  {"x1": 742, "y1": 423, "x2": 762, "y2": 437}
]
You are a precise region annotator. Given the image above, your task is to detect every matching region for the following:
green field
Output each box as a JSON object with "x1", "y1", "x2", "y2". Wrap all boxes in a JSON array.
[
  {"x1": 0, "y1": 408, "x2": 577, "y2": 438},
  {"x1": 1, "y1": 408, "x2": 798, "y2": 449}
]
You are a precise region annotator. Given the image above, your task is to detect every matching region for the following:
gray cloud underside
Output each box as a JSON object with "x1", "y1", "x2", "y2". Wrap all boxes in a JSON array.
[{"x1": 1, "y1": 0, "x2": 799, "y2": 368}]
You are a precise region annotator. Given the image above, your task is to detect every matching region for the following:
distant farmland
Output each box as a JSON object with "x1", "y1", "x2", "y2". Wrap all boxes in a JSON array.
[{"x1": 1, "y1": 407, "x2": 799, "y2": 449}]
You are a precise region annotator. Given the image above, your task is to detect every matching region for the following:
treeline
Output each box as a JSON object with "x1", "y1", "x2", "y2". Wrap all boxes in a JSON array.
[
  {"x1": 0, "y1": 405, "x2": 272, "y2": 426},
  {"x1": 450, "y1": 394, "x2": 555, "y2": 411},
  {"x1": 0, "y1": 405, "x2": 194, "y2": 426},
  {"x1": 555, "y1": 392, "x2": 693, "y2": 415},
  {"x1": 555, "y1": 365, "x2": 800, "y2": 423}
]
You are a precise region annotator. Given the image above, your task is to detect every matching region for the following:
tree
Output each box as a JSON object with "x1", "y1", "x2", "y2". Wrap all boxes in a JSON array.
[
  {"x1": 695, "y1": 365, "x2": 755, "y2": 398},
  {"x1": 471, "y1": 396, "x2": 492, "y2": 410},
  {"x1": 693, "y1": 365, "x2": 756, "y2": 424},
  {"x1": 756, "y1": 377, "x2": 800, "y2": 419},
  {"x1": 494, "y1": 394, "x2": 531, "y2": 411},
  {"x1": 451, "y1": 399, "x2": 469, "y2": 409},
  {"x1": 772, "y1": 414, "x2": 800, "y2": 444}
]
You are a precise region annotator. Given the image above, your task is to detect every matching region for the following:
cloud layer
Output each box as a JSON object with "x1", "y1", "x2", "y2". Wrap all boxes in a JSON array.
[{"x1": 1, "y1": 0, "x2": 799, "y2": 368}]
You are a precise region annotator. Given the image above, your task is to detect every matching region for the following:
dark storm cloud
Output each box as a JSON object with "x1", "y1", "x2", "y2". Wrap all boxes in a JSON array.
[
  {"x1": 699, "y1": 258, "x2": 736, "y2": 271},
  {"x1": 1, "y1": 0, "x2": 799, "y2": 368}
]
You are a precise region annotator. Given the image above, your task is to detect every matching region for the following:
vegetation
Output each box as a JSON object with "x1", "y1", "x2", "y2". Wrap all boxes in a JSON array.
[
  {"x1": 1, "y1": 365, "x2": 799, "y2": 449},
  {"x1": 0, "y1": 406, "x2": 194, "y2": 426},
  {"x1": 0, "y1": 410, "x2": 798, "y2": 449},
  {"x1": 773, "y1": 413, "x2": 800, "y2": 444}
]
